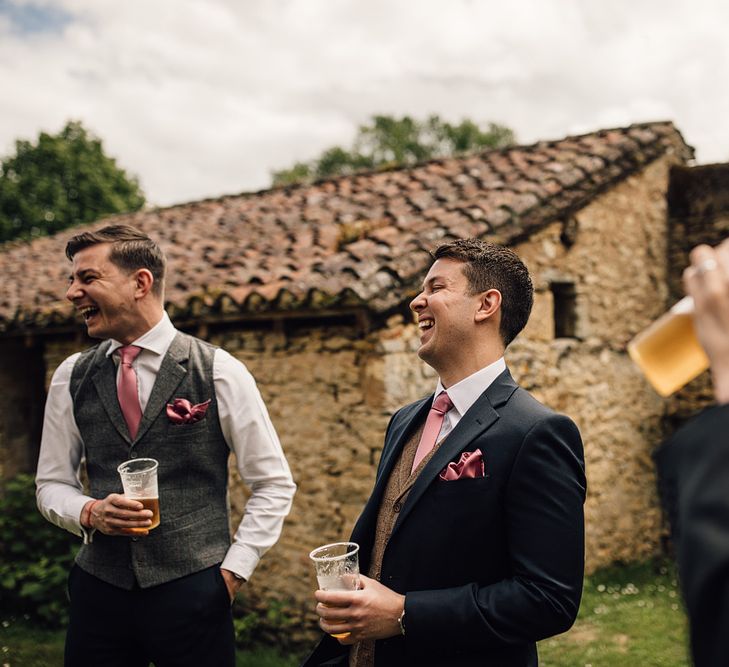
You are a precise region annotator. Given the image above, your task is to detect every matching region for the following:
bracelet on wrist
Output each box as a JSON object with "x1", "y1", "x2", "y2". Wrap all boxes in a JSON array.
[{"x1": 84, "y1": 500, "x2": 101, "y2": 528}]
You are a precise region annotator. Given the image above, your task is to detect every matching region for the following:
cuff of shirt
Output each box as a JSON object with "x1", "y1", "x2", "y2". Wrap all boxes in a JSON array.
[
  {"x1": 221, "y1": 543, "x2": 259, "y2": 582},
  {"x1": 80, "y1": 524, "x2": 97, "y2": 544},
  {"x1": 68, "y1": 495, "x2": 95, "y2": 539}
]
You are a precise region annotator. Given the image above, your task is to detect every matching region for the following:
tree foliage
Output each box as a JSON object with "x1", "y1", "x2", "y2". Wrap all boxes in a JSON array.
[
  {"x1": 272, "y1": 114, "x2": 515, "y2": 186},
  {"x1": 0, "y1": 121, "x2": 145, "y2": 243}
]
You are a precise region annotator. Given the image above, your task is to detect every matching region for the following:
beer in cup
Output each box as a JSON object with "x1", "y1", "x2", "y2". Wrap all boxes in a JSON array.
[
  {"x1": 628, "y1": 296, "x2": 710, "y2": 397},
  {"x1": 117, "y1": 457, "x2": 160, "y2": 534},
  {"x1": 309, "y1": 542, "x2": 360, "y2": 639}
]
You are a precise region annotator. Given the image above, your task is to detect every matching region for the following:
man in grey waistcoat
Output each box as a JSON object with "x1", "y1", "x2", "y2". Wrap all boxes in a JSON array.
[{"x1": 36, "y1": 225, "x2": 296, "y2": 667}]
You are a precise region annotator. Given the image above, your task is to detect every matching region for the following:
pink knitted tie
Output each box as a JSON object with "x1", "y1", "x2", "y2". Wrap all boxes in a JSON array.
[
  {"x1": 117, "y1": 345, "x2": 143, "y2": 439},
  {"x1": 412, "y1": 391, "x2": 454, "y2": 472}
]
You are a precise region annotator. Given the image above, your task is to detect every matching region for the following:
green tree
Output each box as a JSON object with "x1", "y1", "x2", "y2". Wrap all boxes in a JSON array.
[
  {"x1": 0, "y1": 120, "x2": 145, "y2": 242},
  {"x1": 272, "y1": 114, "x2": 515, "y2": 186}
]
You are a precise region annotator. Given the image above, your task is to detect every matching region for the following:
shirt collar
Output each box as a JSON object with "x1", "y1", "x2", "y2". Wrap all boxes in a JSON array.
[
  {"x1": 106, "y1": 312, "x2": 176, "y2": 358},
  {"x1": 434, "y1": 357, "x2": 506, "y2": 417}
]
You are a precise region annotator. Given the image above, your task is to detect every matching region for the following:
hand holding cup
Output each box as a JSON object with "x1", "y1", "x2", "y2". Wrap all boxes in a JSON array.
[{"x1": 88, "y1": 493, "x2": 154, "y2": 536}]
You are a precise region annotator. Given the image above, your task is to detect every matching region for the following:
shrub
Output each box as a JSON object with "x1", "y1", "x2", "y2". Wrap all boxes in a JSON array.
[
  {"x1": 232, "y1": 599, "x2": 300, "y2": 650},
  {"x1": 0, "y1": 474, "x2": 78, "y2": 626}
]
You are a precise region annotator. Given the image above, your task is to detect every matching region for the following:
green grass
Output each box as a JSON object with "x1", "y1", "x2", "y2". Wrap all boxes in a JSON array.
[
  {"x1": 1, "y1": 560, "x2": 689, "y2": 667},
  {"x1": 0, "y1": 620, "x2": 299, "y2": 667},
  {"x1": 0, "y1": 620, "x2": 65, "y2": 666},
  {"x1": 539, "y1": 560, "x2": 690, "y2": 666},
  {"x1": 236, "y1": 648, "x2": 299, "y2": 667}
]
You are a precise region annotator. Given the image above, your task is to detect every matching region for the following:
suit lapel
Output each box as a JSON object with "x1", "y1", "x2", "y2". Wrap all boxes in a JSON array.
[
  {"x1": 133, "y1": 333, "x2": 189, "y2": 443},
  {"x1": 351, "y1": 397, "x2": 431, "y2": 555},
  {"x1": 377, "y1": 398, "x2": 431, "y2": 486},
  {"x1": 91, "y1": 341, "x2": 131, "y2": 444},
  {"x1": 391, "y1": 368, "x2": 519, "y2": 537}
]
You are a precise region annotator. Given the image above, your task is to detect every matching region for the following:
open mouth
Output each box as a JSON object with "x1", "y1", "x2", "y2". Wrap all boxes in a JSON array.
[
  {"x1": 79, "y1": 306, "x2": 100, "y2": 321},
  {"x1": 418, "y1": 318, "x2": 434, "y2": 332}
]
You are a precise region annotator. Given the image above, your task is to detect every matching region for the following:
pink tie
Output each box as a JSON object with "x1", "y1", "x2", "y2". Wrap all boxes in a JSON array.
[
  {"x1": 412, "y1": 391, "x2": 454, "y2": 472},
  {"x1": 117, "y1": 345, "x2": 143, "y2": 439}
]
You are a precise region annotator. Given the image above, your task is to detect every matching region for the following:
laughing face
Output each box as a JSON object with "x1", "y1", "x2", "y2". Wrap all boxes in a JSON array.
[
  {"x1": 66, "y1": 243, "x2": 145, "y2": 343},
  {"x1": 409, "y1": 258, "x2": 488, "y2": 383}
]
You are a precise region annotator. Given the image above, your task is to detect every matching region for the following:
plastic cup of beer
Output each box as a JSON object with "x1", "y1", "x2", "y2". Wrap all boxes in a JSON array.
[
  {"x1": 628, "y1": 296, "x2": 710, "y2": 397},
  {"x1": 309, "y1": 542, "x2": 360, "y2": 639},
  {"x1": 117, "y1": 458, "x2": 160, "y2": 534}
]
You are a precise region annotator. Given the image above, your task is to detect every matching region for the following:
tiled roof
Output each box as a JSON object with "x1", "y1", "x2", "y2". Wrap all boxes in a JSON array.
[{"x1": 0, "y1": 121, "x2": 692, "y2": 334}]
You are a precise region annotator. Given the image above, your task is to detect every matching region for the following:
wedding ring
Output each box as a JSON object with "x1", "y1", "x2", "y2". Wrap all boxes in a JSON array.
[{"x1": 695, "y1": 258, "x2": 719, "y2": 275}]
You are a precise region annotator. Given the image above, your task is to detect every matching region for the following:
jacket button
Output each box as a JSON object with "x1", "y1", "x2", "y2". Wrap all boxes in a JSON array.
[
  {"x1": 393, "y1": 502, "x2": 401, "y2": 512},
  {"x1": 132, "y1": 537, "x2": 138, "y2": 542},
  {"x1": 130, "y1": 452, "x2": 137, "y2": 458}
]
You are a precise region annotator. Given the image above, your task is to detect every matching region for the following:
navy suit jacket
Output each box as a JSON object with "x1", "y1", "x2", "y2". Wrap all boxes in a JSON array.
[
  {"x1": 304, "y1": 368, "x2": 586, "y2": 666},
  {"x1": 654, "y1": 404, "x2": 729, "y2": 667}
]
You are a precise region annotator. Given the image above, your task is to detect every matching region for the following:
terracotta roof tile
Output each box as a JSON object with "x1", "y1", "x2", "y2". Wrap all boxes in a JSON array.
[{"x1": 0, "y1": 122, "x2": 692, "y2": 333}]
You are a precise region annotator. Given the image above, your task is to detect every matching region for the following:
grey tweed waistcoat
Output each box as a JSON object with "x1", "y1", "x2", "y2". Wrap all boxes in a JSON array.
[{"x1": 70, "y1": 332, "x2": 231, "y2": 589}]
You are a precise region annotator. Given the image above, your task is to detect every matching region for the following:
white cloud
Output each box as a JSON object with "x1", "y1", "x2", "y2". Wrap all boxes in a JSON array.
[{"x1": 1, "y1": 0, "x2": 728, "y2": 205}]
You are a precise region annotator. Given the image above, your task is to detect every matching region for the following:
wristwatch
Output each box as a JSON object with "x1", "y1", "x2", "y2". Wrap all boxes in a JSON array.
[{"x1": 397, "y1": 608, "x2": 406, "y2": 636}]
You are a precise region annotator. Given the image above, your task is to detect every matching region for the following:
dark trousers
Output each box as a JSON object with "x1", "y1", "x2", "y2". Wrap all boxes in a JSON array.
[{"x1": 65, "y1": 564, "x2": 235, "y2": 667}]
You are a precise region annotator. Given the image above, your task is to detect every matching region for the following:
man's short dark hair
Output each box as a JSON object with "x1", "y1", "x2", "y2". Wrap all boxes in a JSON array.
[
  {"x1": 433, "y1": 238, "x2": 533, "y2": 347},
  {"x1": 65, "y1": 225, "x2": 166, "y2": 297}
]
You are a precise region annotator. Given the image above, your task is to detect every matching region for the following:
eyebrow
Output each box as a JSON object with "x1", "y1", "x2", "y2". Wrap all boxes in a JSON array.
[
  {"x1": 422, "y1": 274, "x2": 449, "y2": 290},
  {"x1": 69, "y1": 268, "x2": 99, "y2": 281}
]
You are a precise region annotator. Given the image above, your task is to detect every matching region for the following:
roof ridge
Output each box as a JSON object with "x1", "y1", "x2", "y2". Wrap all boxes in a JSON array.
[{"x1": 137, "y1": 120, "x2": 689, "y2": 212}]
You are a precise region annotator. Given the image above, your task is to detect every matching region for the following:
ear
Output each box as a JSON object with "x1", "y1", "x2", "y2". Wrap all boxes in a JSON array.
[
  {"x1": 474, "y1": 289, "x2": 501, "y2": 323},
  {"x1": 133, "y1": 269, "x2": 155, "y2": 300}
]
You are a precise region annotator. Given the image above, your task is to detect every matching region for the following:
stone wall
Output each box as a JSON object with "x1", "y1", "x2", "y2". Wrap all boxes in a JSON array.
[
  {"x1": 668, "y1": 163, "x2": 729, "y2": 300},
  {"x1": 0, "y1": 338, "x2": 46, "y2": 480},
  {"x1": 510, "y1": 156, "x2": 679, "y2": 570}
]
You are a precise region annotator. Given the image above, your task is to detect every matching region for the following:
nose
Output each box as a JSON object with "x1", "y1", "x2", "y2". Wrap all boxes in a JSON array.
[
  {"x1": 66, "y1": 280, "x2": 81, "y2": 302},
  {"x1": 410, "y1": 290, "x2": 425, "y2": 313}
]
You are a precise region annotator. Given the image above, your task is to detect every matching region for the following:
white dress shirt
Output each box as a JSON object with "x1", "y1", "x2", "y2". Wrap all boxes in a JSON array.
[
  {"x1": 35, "y1": 312, "x2": 296, "y2": 581},
  {"x1": 432, "y1": 357, "x2": 507, "y2": 441}
]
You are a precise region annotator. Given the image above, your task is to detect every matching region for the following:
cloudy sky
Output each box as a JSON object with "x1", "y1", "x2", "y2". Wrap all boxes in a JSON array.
[{"x1": 1, "y1": 0, "x2": 727, "y2": 207}]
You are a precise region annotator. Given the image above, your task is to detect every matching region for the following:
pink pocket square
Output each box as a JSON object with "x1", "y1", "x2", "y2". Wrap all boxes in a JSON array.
[
  {"x1": 166, "y1": 398, "x2": 211, "y2": 424},
  {"x1": 439, "y1": 449, "x2": 485, "y2": 481}
]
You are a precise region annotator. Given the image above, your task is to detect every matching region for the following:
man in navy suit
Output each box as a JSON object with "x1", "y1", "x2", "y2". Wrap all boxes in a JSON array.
[{"x1": 304, "y1": 238, "x2": 586, "y2": 666}]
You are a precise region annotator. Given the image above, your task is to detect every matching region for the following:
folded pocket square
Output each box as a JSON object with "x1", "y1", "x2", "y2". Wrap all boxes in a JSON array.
[
  {"x1": 439, "y1": 449, "x2": 485, "y2": 481},
  {"x1": 166, "y1": 398, "x2": 211, "y2": 424}
]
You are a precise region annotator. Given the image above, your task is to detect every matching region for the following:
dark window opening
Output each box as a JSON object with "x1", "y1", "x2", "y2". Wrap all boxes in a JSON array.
[{"x1": 551, "y1": 282, "x2": 577, "y2": 339}]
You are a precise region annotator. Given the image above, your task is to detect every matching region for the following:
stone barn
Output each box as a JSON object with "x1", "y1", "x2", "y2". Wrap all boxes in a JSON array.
[{"x1": 0, "y1": 121, "x2": 706, "y2": 634}]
